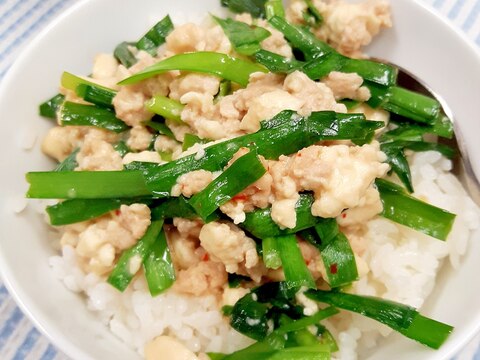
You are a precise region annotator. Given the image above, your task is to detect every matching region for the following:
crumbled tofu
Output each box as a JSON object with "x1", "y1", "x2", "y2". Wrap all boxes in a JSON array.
[
  {"x1": 145, "y1": 336, "x2": 199, "y2": 360},
  {"x1": 336, "y1": 186, "x2": 383, "y2": 227},
  {"x1": 41, "y1": 126, "x2": 118, "y2": 162},
  {"x1": 122, "y1": 151, "x2": 164, "y2": 165},
  {"x1": 221, "y1": 287, "x2": 251, "y2": 307},
  {"x1": 293, "y1": 143, "x2": 389, "y2": 218},
  {"x1": 287, "y1": 0, "x2": 392, "y2": 57},
  {"x1": 271, "y1": 197, "x2": 300, "y2": 229},
  {"x1": 199, "y1": 222, "x2": 259, "y2": 274},
  {"x1": 323, "y1": 71, "x2": 371, "y2": 101},
  {"x1": 127, "y1": 125, "x2": 153, "y2": 151},
  {"x1": 61, "y1": 204, "x2": 151, "y2": 275},
  {"x1": 174, "y1": 260, "x2": 227, "y2": 296},
  {"x1": 166, "y1": 23, "x2": 231, "y2": 55},
  {"x1": 169, "y1": 73, "x2": 221, "y2": 101},
  {"x1": 349, "y1": 102, "x2": 390, "y2": 126},
  {"x1": 241, "y1": 90, "x2": 303, "y2": 132},
  {"x1": 266, "y1": 142, "x2": 389, "y2": 228},
  {"x1": 42, "y1": 126, "x2": 84, "y2": 162},
  {"x1": 92, "y1": 53, "x2": 119, "y2": 81}
]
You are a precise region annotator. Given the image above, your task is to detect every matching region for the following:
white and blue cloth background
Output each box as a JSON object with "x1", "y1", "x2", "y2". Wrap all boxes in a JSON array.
[{"x1": 0, "y1": 0, "x2": 479, "y2": 358}]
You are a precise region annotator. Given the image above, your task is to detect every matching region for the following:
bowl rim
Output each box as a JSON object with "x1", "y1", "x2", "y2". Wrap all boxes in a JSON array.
[{"x1": 0, "y1": 0, "x2": 479, "y2": 359}]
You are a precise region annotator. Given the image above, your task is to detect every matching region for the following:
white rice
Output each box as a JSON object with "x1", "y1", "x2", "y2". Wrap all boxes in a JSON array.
[{"x1": 48, "y1": 151, "x2": 480, "y2": 359}]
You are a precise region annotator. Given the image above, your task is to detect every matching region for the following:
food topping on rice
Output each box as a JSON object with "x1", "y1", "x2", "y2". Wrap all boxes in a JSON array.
[{"x1": 28, "y1": 0, "x2": 480, "y2": 359}]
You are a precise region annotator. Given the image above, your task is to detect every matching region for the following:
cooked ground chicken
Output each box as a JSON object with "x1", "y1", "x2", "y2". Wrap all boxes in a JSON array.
[
  {"x1": 171, "y1": 170, "x2": 214, "y2": 197},
  {"x1": 323, "y1": 71, "x2": 371, "y2": 101},
  {"x1": 127, "y1": 125, "x2": 153, "y2": 151},
  {"x1": 75, "y1": 132, "x2": 123, "y2": 171}
]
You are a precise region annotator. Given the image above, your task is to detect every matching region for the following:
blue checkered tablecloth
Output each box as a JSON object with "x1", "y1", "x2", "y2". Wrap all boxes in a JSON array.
[{"x1": 0, "y1": 0, "x2": 479, "y2": 359}]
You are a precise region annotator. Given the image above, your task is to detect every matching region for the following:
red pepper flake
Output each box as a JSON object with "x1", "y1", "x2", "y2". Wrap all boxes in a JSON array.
[
  {"x1": 297, "y1": 153, "x2": 302, "y2": 157},
  {"x1": 202, "y1": 253, "x2": 209, "y2": 262},
  {"x1": 330, "y1": 263, "x2": 338, "y2": 274},
  {"x1": 341, "y1": 213, "x2": 347, "y2": 218},
  {"x1": 232, "y1": 193, "x2": 248, "y2": 202},
  {"x1": 115, "y1": 209, "x2": 121, "y2": 216}
]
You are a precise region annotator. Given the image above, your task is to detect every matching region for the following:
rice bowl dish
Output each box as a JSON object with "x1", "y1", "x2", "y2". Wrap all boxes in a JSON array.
[{"x1": 5, "y1": 0, "x2": 480, "y2": 359}]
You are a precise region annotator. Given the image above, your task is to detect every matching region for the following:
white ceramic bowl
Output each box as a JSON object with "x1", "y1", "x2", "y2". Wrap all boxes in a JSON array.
[{"x1": 0, "y1": 0, "x2": 479, "y2": 359}]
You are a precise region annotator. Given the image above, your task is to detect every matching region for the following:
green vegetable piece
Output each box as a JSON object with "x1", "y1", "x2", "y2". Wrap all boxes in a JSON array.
[
  {"x1": 119, "y1": 52, "x2": 267, "y2": 87},
  {"x1": 267, "y1": 17, "x2": 396, "y2": 87},
  {"x1": 381, "y1": 144, "x2": 414, "y2": 193},
  {"x1": 151, "y1": 196, "x2": 196, "y2": 220},
  {"x1": 400, "y1": 314, "x2": 454, "y2": 350},
  {"x1": 189, "y1": 149, "x2": 267, "y2": 220},
  {"x1": 302, "y1": 0, "x2": 323, "y2": 27},
  {"x1": 255, "y1": 49, "x2": 304, "y2": 74},
  {"x1": 29, "y1": 111, "x2": 382, "y2": 200},
  {"x1": 230, "y1": 292, "x2": 270, "y2": 341},
  {"x1": 46, "y1": 198, "x2": 145, "y2": 226},
  {"x1": 54, "y1": 148, "x2": 79, "y2": 172},
  {"x1": 382, "y1": 86, "x2": 441, "y2": 124},
  {"x1": 108, "y1": 220, "x2": 164, "y2": 291},
  {"x1": 265, "y1": 0, "x2": 285, "y2": 19},
  {"x1": 317, "y1": 328, "x2": 338, "y2": 352},
  {"x1": 214, "y1": 80, "x2": 232, "y2": 103},
  {"x1": 314, "y1": 219, "x2": 358, "y2": 287},
  {"x1": 60, "y1": 101, "x2": 129, "y2": 133},
  {"x1": 276, "y1": 234, "x2": 315, "y2": 289},
  {"x1": 114, "y1": 41, "x2": 137, "y2": 68},
  {"x1": 222, "y1": 305, "x2": 234, "y2": 316},
  {"x1": 39, "y1": 94, "x2": 65, "y2": 119},
  {"x1": 302, "y1": 52, "x2": 346, "y2": 79},
  {"x1": 376, "y1": 178, "x2": 456, "y2": 240},
  {"x1": 182, "y1": 133, "x2": 210, "y2": 151},
  {"x1": 144, "y1": 119, "x2": 176, "y2": 139},
  {"x1": 75, "y1": 84, "x2": 116, "y2": 108},
  {"x1": 228, "y1": 274, "x2": 252, "y2": 288},
  {"x1": 145, "y1": 95, "x2": 184, "y2": 123},
  {"x1": 26, "y1": 171, "x2": 151, "y2": 199},
  {"x1": 305, "y1": 289, "x2": 453, "y2": 349},
  {"x1": 340, "y1": 100, "x2": 360, "y2": 110},
  {"x1": 136, "y1": 15, "x2": 174, "y2": 56},
  {"x1": 213, "y1": 16, "x2": 271, "y2": 56},
  {"x1": 143, "y1": 225, "x2": 175, "y2": 296},
  {"x1": 221, "y1": 0, "x2": 267, "y2": 18},
  {"x1": 242, "y1": 194, "x2": 319, "y2": 239},
  {"x1": 267, "y1": 346, "x2": 330, "y2": 360},
  {"x1": 114, "y1": 141, "x2": 131, "y2": 157},
  {"x1": 61, "y1": 71, "x2": 116, "y2": 94},
  {"x1": 262, "y1": 237, "x2": 282, "y2": 269},
  {"x1": 380, "y1": 124, "x2": 427, "y2": 143},
  {"x1": 268, "y1": 16, "x2": 332, "y2": 59},
  {"x1": 432, "y1": 113, "x2": 454, "y2": 139},
  {"x1": 381, "y1": 140, "x2": 455, "y2": 192},
  {"x1": 274, "y1": 307, "x2": 339, "y2": 334}
]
